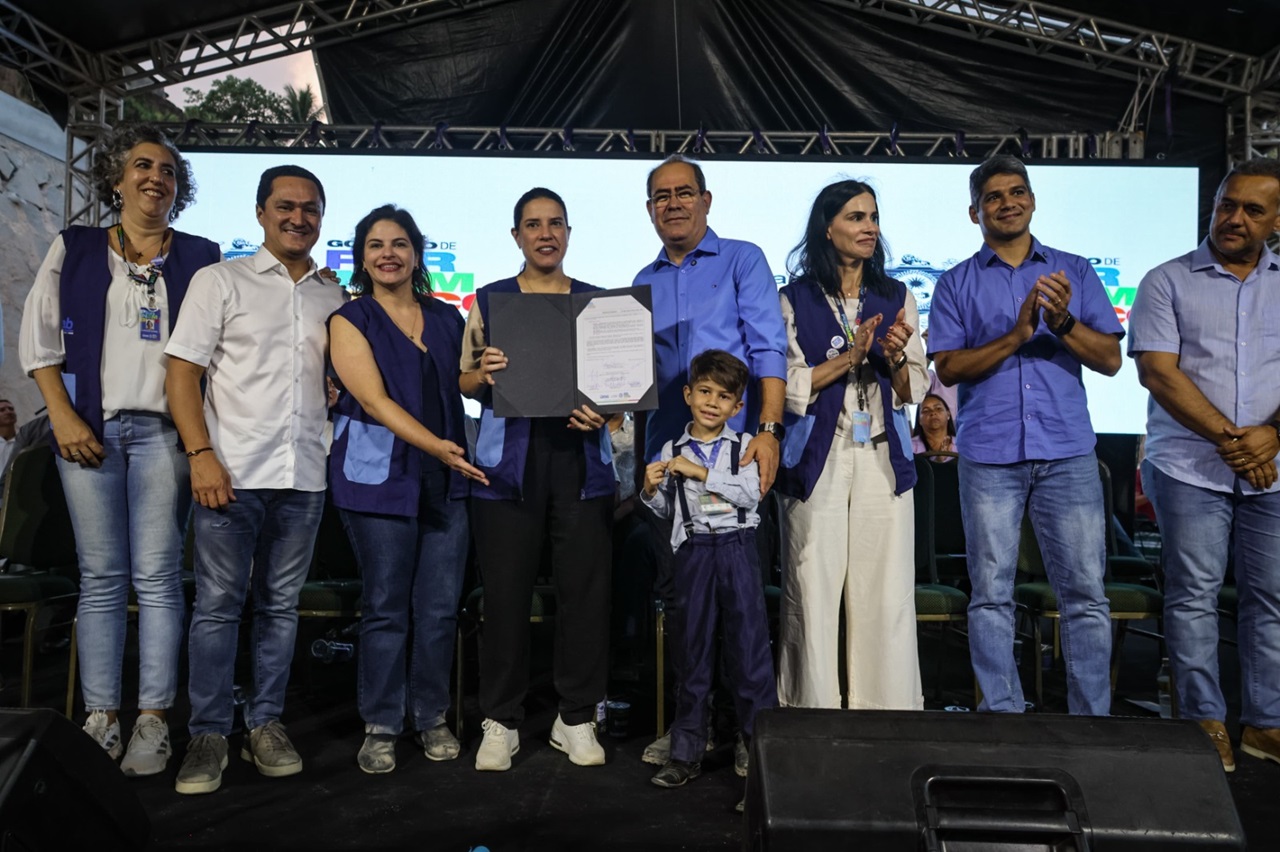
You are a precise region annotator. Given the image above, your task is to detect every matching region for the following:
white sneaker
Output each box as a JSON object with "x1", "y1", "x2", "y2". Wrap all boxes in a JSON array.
[
  {"x1": 475, "y1": 719, "x2": 519, "y2": 771},
  {"x1": 549, "y1": 715, "x2": 605, "y2": 766},
  {"x1": 83, "y1": 710, "x2": 123, "y2": 761},
  {"x1": 120, "y1": 715, "x2": 171, "y2": 777}
]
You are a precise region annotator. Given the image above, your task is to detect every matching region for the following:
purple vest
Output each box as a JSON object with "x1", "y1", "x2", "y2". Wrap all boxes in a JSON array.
[
  {"x1": 328, "y1": 295, "x2": 470, "y2": 515},
  {"x1": 775, "y1": 276, "x2": 916, "y2": 499},
  {"x1": 470, "y1": 277, "x2": 616, "y2": 502},
  {"x1": 58, "y1": 225, "x2": 221, "y2": 442}
]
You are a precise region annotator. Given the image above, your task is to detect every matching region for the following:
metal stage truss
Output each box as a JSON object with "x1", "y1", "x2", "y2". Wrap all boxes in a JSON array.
[
  {"x1": 2, "y1": 0, "x2": 1278, "y2": 226},
  {"x1": 49, "y1": 124, "x2": 1138, "y2": 228}
]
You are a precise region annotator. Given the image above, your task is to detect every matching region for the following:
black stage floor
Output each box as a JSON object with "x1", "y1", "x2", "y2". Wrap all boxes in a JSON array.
[{"x1": 9, "y1": 617, "x2": 1280, "y2": 850}]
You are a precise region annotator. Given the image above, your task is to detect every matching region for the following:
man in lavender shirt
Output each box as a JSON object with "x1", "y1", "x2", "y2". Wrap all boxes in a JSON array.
[
  {"x1": 1129, "y1": 158, "x2": 1280, "y2": 772},
  {"x1": 928, "y1": 155, "x2": 1124, "y2": 715}
]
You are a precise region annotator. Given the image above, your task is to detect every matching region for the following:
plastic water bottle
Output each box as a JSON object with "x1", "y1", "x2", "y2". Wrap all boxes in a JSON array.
[{"x1": 1156, "y1": 659, "x2": 1173, "y2": 719}]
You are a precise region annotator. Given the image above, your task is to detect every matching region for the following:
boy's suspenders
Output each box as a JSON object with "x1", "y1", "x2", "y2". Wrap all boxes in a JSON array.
[{"x1": 668, "y1": 436, "x2": 747, "y2": 537}]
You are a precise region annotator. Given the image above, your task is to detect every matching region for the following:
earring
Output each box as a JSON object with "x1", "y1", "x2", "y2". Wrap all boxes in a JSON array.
[{"x1": 111, "y1": 189, "x2": 123, "y2": 210}]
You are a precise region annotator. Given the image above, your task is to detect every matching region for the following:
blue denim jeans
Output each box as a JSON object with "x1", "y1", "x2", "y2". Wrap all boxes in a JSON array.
[
  {"x1": 1143, "y1": 461, "x2": 1280, "y2": 728},
  {"x1": 187, "y1": 489, "x2": 324, "y2": 736},
  {"x1": 340, "y1": 471, "x2": 469, "y2": 735},
  {"x1": 57, "y1": 412, "x2": 190, "y2": 710},
  {"x1": 959, "y1": 453, "x2": 1112, "y2": 715}
]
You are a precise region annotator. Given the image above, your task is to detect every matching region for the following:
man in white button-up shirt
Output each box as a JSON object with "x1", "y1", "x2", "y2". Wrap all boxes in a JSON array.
[{"x1": 165, "y1": 165, "x2": 346, "y2": 795}]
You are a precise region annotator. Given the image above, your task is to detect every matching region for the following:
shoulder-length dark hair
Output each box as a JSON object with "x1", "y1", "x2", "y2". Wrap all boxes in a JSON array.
[
  {"x1": 347, "y1": 205, "x2": 431, "y2": 297},
  {"x1": 913, "y1": 392, "x2": 956, "y2": 439},
  {"x1": 787, "y1": 179, "x2": 894, "y2": 300}
]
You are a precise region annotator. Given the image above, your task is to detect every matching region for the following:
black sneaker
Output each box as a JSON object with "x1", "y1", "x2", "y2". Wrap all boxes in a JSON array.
[{"x1": 650, "y1": 759, "x2": 701, "y2": 788}]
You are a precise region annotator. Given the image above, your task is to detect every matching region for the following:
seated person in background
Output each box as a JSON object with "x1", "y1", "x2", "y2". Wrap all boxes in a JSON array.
[
  {"x1": 641, "y1": 349, "x2": 777, "y2": 789},
  {"x1": 912, "y1": 392, "x2": 958, "y2": 458},
  {"x1": 922, "y1": 327, "x2": 958, "y2": 422}
]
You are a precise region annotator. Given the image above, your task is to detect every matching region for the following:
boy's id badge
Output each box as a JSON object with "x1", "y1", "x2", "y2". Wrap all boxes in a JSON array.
[
  {"x1": 139, "y1": 306, "x2": 161, "y2": 342},
  {"x1": 851, "y1": 410, "x2": 872, "y2": 444},
  {"x1": 698, "y1": 492, "x2": 736, "y2": 515}
]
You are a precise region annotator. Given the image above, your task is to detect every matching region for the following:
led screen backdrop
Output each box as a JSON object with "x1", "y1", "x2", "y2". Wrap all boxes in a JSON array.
[{"x1": 181, "y1": 151, "x2": 1198, "y2": 434}]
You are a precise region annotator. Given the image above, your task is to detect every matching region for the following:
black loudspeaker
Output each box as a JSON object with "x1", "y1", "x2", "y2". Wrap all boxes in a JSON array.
[
  {"x1": 0, "y1": 708, "x2": 150, "y2": 850},
  {"x1": 745, "y1": 709, "x2": 1244, "y2": 851}
]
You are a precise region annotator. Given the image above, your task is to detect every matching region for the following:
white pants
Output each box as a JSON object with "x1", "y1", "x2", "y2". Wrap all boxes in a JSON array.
[{"x1": 778, "y1": 436, "x2": 924, "y2": 710}]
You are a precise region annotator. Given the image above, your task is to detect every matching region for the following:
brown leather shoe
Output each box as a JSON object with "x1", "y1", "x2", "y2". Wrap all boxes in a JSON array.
[
  {"x1": 1198, "y1": 720, "x2": 1235, "y2": 773},
  {"x1": 1240, "y1": 726, "x2": 1280, "y2": 766}
]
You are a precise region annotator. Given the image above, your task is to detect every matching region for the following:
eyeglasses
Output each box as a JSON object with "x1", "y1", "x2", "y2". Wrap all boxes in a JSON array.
[{"x1": 649, "y1": 188, "x2": 701, "y2": 207}]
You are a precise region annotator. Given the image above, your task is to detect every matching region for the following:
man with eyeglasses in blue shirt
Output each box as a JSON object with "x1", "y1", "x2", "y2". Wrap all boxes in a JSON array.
[{"x1": 632, "y1": 155, "x2": 787, "y2": 769}]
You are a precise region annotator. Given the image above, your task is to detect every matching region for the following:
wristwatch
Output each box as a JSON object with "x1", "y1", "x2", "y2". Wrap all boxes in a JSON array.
[
  {"x1": 758, "y1": 421, "x2": 786, "y2": 441},
  {"x1": 1050, "y1": 312, "x2": 1077, "y2": 337}
]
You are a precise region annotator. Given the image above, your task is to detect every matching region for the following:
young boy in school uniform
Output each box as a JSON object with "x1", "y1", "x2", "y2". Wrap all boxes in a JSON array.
[{"x1": 641, "y1": 349, "x2": 778, "y2": 788}]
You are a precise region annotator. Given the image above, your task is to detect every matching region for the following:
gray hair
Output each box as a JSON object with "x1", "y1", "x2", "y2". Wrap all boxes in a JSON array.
[
  {"x1": 968, "y1": 154, "x2": 1032, "y2": 208},
  {"x1": 646, "y1": 153, "x2": 707, "y2": 198},
  {"x1": 91, "y1": 124, "x2": 197, "y2": 221}
]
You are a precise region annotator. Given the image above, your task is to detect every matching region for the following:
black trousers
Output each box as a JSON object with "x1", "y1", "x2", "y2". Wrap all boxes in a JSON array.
[{"x1": 471, "y1": 433, "x2": 613, "y2": 728}]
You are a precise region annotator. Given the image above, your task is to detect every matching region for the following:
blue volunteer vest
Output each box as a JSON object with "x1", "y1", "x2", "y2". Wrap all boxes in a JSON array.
[
  {"x1": 57, "y1": 225, "x2": 221, "y2": 443},
  {"x1": 775, "y1": 275, "x2": 916, "y2": 500},
  {"x1": 328, "y1": 295, "x2": 471, "y2": 515},
  {"x1": 470, "y1": 277, "x2": 615, "y2": 502}
]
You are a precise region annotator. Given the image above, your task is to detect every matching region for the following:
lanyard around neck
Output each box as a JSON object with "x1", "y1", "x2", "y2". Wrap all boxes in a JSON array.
[
  {"x1": 831, "y1": 282, "x2": 870, "y2": 412},
  {"x1": 116, "y1": 224, "x2": 166, "y2": 308}
]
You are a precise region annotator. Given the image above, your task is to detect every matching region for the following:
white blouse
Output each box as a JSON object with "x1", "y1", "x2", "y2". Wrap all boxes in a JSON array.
[
  {"x1": 20, "y1": 234, "x2": 172, "y2": 419},
  {"x1": 780, "y1": 288, "x2": 929, "y2": 441}
]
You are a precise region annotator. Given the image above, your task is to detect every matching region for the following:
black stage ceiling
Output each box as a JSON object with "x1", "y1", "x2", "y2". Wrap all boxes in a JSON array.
[{"x1": 12, "y1": 0, "x2": 1280, "y2": 69}]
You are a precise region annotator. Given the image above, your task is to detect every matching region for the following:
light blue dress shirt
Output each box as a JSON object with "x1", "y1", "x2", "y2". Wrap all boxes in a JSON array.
[
  {"x1": 1127, "y1": 239, "x2": 1280, "y2": 495},
  {"x1": 927, "y1": 237, "x2": 1124, "y2": 464},
  {"x1": 632, "y1": 228, "x2": 787, "y2": 462},
  {"x1": 640, "y1": 424, "x2": 762, "y2": 552}
]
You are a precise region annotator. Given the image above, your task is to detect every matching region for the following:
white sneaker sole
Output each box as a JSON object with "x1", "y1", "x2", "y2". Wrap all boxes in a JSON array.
[
  {"x1": 475, "y1": 742, "x2": 519, "y2": 771},
  {"x1": 174, "y1": 754, "x2": 229, "y2": 795},
  {"x1": 549, "y1": 734, "x2": 605, "y2": 767},
  {"x1": 121, "y1": 752, "x2": 171, "y2": 777},
  {"x1": 1241, "y1": 742, "x2": 1279, "y2": 765},
  {"x1": 241, "y1": 746, "x2": 303, "y2": 777}
]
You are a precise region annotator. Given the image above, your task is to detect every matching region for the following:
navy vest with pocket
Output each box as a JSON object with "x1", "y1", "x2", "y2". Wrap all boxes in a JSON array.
[
  {"x1": 775, "y1": 275, "x2": 916, "y2": 500},
  {"x1": 57, "y1": 225, "x2": 221, "y2": 443},
  {"x1": 328, "y1": 294, "x2": 470, "y2": 515}
]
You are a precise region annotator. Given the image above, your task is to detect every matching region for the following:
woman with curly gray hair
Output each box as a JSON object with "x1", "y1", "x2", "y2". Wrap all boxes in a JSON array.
[{"x1": 18, "y1": 124, "x2": 220, "y2": 776}]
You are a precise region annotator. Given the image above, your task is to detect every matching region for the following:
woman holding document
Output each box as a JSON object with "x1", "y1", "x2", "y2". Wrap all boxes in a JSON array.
[{"x1": 460, "y1": 187, "x2": 614, "y2": 773}]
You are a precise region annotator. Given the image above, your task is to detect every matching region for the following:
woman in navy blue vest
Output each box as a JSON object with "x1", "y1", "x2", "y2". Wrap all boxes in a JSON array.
[
  {"x1": 328, "y1": 205, "x2": 487, "y2": 774},
  {"x1": 18, "y1": 125, "x2": 220, "y2": 775},
  {"x1": 774, "y1": 180, "x2": 929, "y2": 711},
  {"x1": 459, "y1": 188, "x2": 614, "y2": 772}
]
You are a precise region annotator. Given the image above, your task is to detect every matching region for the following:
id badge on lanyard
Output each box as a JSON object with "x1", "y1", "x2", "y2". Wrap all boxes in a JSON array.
[
  {"x1": 834, "y1": 288, "x2": 872, "y2": 444},
  {"x1": 687, "y1": 440, "x2": 732, "y2": 513},
  {"x1": 139, "y1": 306, "x2": 162, "y2": 342},
  {"x1": 851, "y1": 410, "x2": 872, "y2": 444}
]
